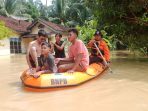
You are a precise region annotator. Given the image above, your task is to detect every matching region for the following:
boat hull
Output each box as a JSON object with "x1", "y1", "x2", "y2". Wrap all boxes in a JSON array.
[{"x1": 20, "y1": 63, "x2": 107, "y2": 88}]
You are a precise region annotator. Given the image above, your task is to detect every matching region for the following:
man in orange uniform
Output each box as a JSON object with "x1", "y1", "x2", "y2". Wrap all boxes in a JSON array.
[{"x1": 88, "y1": 30, "x2": 110, "y2": 64}]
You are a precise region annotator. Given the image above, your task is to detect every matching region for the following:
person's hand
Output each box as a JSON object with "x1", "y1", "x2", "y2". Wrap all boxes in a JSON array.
[
  {"x1": 67, "y1": 69, "x2": 74, "y2": 73},
  {"x1": 50, "y1": 42, "x2": 54, "y2": 46},
  {"x1": 27, "y1": 68, "x2": 36, "y2": 75},
  {"x1": 35, "y1": 66, "x2": 41, "y2": 72},
  {"x1": 90, "y1": 39, "x2": 95, "y2": 44},
  {"x1": 33, "y1": 71, "x2": 42, "y2": 78},
  {"x1": 63, "y1": 41, "x2": 68, "y2": 46},
  {"x1": 55, "y1": 58, "x2": 61, "y2": 65}
]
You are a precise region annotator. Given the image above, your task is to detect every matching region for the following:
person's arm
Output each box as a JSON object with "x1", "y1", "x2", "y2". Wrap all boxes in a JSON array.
[
  {"x1": 26, "y1": 44, "x2": 33, "y2": 69},
  {"x1": 55, "y1": 57, "x2": 74, "y2": 65},
  {"x1": 88, "y1": 39, "x2": 95, "y2": 47},
  {"x1": 33, "y1": 70, "x2": 51, "y2": 78},
  {"x1": 71, "y1": 53, "x2": 83, "y2": 71},
  {"x1": 54, "y1": 42, "x2": 67, "y2": 51},
  {"x1": 31, "y1": 46, "x2": 39, "y2": 67},
  {"x1": 48, "y1": 42, "x2": 54, "y2": 53}
]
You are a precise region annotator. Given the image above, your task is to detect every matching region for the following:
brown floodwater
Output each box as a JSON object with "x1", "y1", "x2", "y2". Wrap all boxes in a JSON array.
[{"x1": 0, "y1": 51, "x2": 148, "y2": 111}]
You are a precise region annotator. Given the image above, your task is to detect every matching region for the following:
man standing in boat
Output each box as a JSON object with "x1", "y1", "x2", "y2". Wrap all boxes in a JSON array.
[
  {"x1": 26, "y1": 29, "x2": 47, "y2": 73},
  {"x1": 55, "y1": 28, "x2": 89, "y2": 73}
]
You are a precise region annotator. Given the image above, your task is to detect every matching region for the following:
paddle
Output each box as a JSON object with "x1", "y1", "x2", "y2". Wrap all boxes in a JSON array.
[{"x1": 93, "y1": 42, "x2": 113, "y2": 73}]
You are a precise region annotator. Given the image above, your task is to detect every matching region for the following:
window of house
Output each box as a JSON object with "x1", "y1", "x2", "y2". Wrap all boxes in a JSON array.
[{"x1": 10, "y1": 38, "x2": 21, "y2": 53}]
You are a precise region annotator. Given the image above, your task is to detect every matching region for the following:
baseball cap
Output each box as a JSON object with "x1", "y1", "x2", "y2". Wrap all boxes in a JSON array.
[{"x1": 94, "y1": 30, "x2": 101, "y2": 36}]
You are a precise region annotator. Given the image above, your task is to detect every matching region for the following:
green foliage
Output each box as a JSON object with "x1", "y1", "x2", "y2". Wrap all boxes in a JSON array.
[
  {"x1": 0, "y1": 0, "x2": 30, "y2": 17},
  {"x1": 49, "y1": 0, "x2": 92, "y2": 26},
  {"x1": 0, "y1": 0, "x2": 147, "y2": 55},
  {"x1": 48, "y1": 17, "x2": 61, "y2": 24},
  {"x1": 77, "y1": 20, "x2": 114, "y2": 50},
  {"x1": 141, "y1": 12, "x2": 148, "y2": 22},
  {"x1": 124, "y1": 34, "x2": 148, "y2": 56},
  {"x1": 85, "y1": 0, "x2": 148, "y2": 55},
  {"x1": 101, "y1": 30, "x2": 115, "y2": 49},
  {"x1": 0, "y1": 21, "x2": 14, "y2": 40},
  {"x1": 76, "y1": 20, "x2": 97, "y2": 44},
  {"x1": 24, "y1": 0, "x2": 40, "y2": 19}
]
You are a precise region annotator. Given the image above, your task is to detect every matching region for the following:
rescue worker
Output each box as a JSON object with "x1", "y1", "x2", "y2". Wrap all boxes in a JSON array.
[{"x1": 88, "y1": 30, "x2": 110, "y2": 64}]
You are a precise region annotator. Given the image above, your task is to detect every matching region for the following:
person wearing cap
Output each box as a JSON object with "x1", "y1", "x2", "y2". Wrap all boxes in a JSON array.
[
  {"x1": 88, "y1": 30, "x2": 110, "y2": 64},
  {"x1": 55, "y1": 28, "x2": 89, "y2": 73},
  {"x1": 26, "y1": 29, "x2": 48, "y2": 73}
]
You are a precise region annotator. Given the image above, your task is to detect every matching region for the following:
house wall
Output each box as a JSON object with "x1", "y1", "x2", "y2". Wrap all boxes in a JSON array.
[
  {"x1": 21, "y1": 23, "x2": 68, "y2": 54},
  {"x1": 0, "y1": 31, "x2": 67, "y2": 56},
  {"x1": 31, "y1": 23, "x2": 53, "y2": 35},
  {"x1": 0, "y1": 38, "x2": 10, "y2": 55},
  {"x1": 21, "y1": 38, "x2": 34, "y2": 54},
  {"x1": 29, "y1": 23, "x2": 56, "y2": 42},
  {"x1": 0, "y1": 32, "x2": 20, "y2": 56},
  {"x1": 31, "y1": 23, "x2": 40, "y2": 34}
]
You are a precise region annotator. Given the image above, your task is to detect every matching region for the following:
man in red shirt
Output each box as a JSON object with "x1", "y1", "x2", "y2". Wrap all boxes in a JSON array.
[{"x1": 55, "y1": 29, "x2": 89, "y2": 73}]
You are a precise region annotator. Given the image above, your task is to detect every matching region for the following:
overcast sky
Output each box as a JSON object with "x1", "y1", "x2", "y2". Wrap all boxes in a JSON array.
[{"x1": 40, "y1": 0, "x2": 52, "y2": 6}]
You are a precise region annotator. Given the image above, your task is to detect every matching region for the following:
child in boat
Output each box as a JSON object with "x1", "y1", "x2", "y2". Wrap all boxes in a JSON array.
[{"x1": 33, "y1": 42, "x2": 57, "y2": 78}]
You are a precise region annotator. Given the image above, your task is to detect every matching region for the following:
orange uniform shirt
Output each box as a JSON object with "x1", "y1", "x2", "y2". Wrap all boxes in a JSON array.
[
  {"x1": 98, "y1": 40, "x2": 110, "y2": 62},
  {"x1": 88, "y1": 39, "x2": 110, "y2": 62}
]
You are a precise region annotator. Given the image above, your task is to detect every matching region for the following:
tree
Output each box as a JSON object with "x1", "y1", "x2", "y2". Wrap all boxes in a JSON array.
[
  {"x1": 24, "y1": 0, "x2": 40, "y2": 20},
  {"x1": 0, "y1": 21, "x2": 14, "y2": 46},
  {"x1": 48, "y1": 0, "x2": 92, "y2": 26},
  {"x1": 0, "y1": 0, "x2": 31, "y2": 20},
  {"x1": 85, "y1": 0, "x2": 148, "y2": 55}
]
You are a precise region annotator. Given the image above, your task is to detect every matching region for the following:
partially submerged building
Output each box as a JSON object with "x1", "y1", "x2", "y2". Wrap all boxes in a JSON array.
[{"x1": 0, "y1": 16, "x2": 68, "y2": 55}]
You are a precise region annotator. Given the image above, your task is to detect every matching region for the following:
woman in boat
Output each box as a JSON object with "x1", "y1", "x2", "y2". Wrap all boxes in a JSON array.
[
  {"x1": 55, "y1": 28, "x2": 89, "y2": 73},
  {"x1": 33, "y1": 42, "x2": 57, "y2": 78},
  {"x1": 88, "y1": 30, "x2": 110, "y2": 64},
  {"x1": 54, "y1": 33, "x2": 66, "y2": 58}
]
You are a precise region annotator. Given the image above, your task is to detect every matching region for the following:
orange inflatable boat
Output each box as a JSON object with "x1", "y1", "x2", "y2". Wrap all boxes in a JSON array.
[{"x1": 20, "y1": 63, "x2": 108, "y2": 88}]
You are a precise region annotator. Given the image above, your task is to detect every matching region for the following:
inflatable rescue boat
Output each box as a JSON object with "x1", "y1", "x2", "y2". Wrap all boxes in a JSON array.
[{"x1": 20, "y1": 63, "x2": 108, "y2": 88}]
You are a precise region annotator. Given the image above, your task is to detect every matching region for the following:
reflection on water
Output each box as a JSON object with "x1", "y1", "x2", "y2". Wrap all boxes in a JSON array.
[{"x1": 0, "y1": 52, "x2": 148, "y2": 111}]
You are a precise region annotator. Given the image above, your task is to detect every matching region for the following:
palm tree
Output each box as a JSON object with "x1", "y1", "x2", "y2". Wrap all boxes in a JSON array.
[
  {"x1": 65, "y1": 1, "x2": 91, "y2": 26},
  {"x1": 0, "y1": 0, "x2": 31, "y2": 20},
  {"x1": 48, "y1": 0, "x2": 91, "y2": 26}
]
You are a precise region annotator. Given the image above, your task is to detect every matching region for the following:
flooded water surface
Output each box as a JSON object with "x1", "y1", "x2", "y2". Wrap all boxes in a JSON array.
[{"x1": 0, "y1": 52, "x2": 148, "y2": 111}]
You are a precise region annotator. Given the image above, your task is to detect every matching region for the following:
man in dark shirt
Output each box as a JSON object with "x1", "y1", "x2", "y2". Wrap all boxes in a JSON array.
[{"x1": 54, "y1": 33, "x2": 66, "y2": 58}]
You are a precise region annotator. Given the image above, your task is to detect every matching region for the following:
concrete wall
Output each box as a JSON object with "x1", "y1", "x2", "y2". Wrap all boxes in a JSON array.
[
  {"x1": 0, "y1": 38, "x2": 10, "y2": 55},
  {"x1": 21, "y1": 38, "x2": 34, "y2": 54}
]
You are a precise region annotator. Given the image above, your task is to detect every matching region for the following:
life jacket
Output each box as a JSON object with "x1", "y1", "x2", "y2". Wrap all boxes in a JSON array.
[{"x1": 90, "y1": 40, "x2": 110, "y2": 61}]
